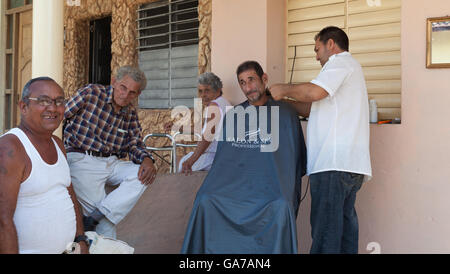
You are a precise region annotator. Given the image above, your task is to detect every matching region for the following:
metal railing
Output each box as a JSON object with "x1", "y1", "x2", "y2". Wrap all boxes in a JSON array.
[{"x1": 143, "y1": 131, "x2": 201, "y2": 173}]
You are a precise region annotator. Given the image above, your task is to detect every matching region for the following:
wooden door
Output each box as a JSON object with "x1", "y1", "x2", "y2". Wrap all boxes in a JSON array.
[{"x1": 16, "y1": 9, "x2": 32, "y2": 124}]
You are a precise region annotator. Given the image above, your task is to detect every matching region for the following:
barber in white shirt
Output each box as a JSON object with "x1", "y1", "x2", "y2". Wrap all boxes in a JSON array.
[{"x1": 269, "y1": 26, "x2": 372, "y2": 254}]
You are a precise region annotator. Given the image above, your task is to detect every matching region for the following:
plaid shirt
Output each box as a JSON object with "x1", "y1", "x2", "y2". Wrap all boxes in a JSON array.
[{"x1": 64, "y1": 84, "x2": 153, "y2": 164}]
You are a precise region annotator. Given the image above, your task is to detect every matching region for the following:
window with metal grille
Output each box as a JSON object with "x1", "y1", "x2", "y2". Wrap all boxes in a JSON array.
[{"x1": 137, "y1": 0, "x2": 199, "y2": 109}]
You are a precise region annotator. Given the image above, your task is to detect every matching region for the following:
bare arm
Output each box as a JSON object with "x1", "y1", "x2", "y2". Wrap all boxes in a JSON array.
[
  {"x1": 282, "y1": 99, "x2": 312, "y2": 118},
  {"x1": 181, "y1": 103, "x2": 220, "y2": 175},
  {"x1": 181, "y1": 139, "x2": 212, "y2": 175},
  {"x1": 67, "y1": 185, "x2": 89, "y2": 253},
  {"x1": 0, "y1": 136, "x2": 26, "y2": 254},
  {"x1": 54, "y1": 136, "x2": 89, "y2": 254},
  {"x1": 269, "y1": 83, "x2": 329, "y2": 103}
]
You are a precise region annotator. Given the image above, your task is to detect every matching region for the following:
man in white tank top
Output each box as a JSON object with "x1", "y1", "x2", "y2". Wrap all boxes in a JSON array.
[
  {"x1": 0, "y1": 77, "x2": 88, "y2": 254},
  {"x1": 168, "y1": 72, "x2": 231, "y2": 174}
]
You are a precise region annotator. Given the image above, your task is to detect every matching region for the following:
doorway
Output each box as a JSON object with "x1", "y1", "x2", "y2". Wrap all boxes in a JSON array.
[{"x1": 89, "y1": 16, "x2": 112, "y2": 86}]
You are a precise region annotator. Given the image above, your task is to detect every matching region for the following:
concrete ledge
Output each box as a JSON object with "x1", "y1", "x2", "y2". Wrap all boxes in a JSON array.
[
  {"x1": 116, "y1": 172, "x2": 312, "y2": 254},
  {"x1": 116, "y1": 172, "x2": 207, "y2": 254}
]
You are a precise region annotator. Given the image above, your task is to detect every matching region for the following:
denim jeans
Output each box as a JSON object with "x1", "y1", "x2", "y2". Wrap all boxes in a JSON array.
[{"x1": 309, "y1": 171, "x2": 364, "y2": 254}]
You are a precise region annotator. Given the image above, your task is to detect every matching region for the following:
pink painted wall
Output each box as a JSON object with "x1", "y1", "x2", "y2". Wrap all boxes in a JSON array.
[
  {"x1": 356, "y1": 0, "x2": 450, "y2": 253},
  {"x1": 211, "y1": 0, "x2": 286, "y2": 105},
  {"x1": 212, "y1": 0, "x2": 450, "y2": 253},
  {"x1": 266, "y1": 0, "x2": 287, "y2": 88}
]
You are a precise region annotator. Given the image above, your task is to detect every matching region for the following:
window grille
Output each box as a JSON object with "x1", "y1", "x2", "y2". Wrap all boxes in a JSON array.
[{"x1": 137, "y1": 0, "x2": 199, "y2": 109}]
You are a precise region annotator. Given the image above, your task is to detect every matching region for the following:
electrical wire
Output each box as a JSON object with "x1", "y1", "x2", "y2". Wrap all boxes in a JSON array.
[
  {"x1": 290, "y1": 45, "x2": 310, "y2": 206},
  {"x1": 290, "y1": 46, "x2": 297, "y2": 84},
  {"x1": 300, "y1": 176, "x2": 310, "y2": 205}
]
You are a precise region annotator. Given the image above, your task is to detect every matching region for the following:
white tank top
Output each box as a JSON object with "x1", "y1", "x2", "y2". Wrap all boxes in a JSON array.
[
  {"x1": 202, "y1": 96, "x2": 231, "y2": 154},
  {"x1": 4, "y1": 128, "x2": 76, "y2": 254}
]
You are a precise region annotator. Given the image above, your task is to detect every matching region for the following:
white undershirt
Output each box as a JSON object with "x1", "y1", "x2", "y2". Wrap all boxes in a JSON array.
[{"x1": 4, "y1": 128, "x2": 76, "y2": 254}]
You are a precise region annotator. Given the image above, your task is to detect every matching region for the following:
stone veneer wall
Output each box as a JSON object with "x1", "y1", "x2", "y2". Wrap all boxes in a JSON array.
[{"x1": 64, "y1": 0, "x2": 211, "y2": 173}]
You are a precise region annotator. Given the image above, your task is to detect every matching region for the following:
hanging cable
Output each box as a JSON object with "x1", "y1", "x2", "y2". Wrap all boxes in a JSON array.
[
  {"x1": 289, "y1": 46, "x2": 297, "y2": 84},
  {"x1": 289, "y1": 45, "x2": 310, "y2": 206}
]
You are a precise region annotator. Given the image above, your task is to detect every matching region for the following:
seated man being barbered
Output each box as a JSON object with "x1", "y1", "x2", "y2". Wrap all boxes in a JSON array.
[{"x1": 181, "y1": 61, "x2": 307, "y2": 254}]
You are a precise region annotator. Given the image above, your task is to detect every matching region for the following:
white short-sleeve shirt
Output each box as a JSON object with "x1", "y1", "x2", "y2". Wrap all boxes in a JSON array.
[{"x1": 308, "y1": 51, "x2": 372, "y2": 181}]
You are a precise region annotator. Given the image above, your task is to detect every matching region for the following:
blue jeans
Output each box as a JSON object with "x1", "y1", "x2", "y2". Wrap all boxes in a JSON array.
[{"x1": 309, "y1": 171, "x2": 364, "y2": 254}]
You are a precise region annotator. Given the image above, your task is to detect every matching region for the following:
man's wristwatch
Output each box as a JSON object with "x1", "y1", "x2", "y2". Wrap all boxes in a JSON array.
[{"x1": 74, "y1": 235, "x2": 90, "y2": 247}]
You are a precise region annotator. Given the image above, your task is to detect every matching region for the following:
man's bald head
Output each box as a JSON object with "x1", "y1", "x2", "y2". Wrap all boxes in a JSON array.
[{"x1": 22, "y1": 77, "x2": 61, "y2": 100}]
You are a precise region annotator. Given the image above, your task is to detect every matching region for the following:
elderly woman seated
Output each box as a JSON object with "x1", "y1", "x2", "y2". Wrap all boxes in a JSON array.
[{"x1": 171, "y1": 72, "x2": 231, "y2": 174}]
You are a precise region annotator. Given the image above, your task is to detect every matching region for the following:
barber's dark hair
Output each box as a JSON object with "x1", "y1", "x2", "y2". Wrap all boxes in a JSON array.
[
  {"x1": 236, "y1": 61, "x2": 265, "y2": 79},
  {"x1": 22, "y1": 76, "x2": 56, "y2": 100},
  {"x1": 314, "y1": 26, "x2": 349, "y2": 51}
]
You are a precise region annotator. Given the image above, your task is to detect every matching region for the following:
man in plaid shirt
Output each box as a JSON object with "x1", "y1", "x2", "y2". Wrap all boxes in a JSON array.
[{"x1": 64, "y1": 66, "x2": 156, "y2": 239}]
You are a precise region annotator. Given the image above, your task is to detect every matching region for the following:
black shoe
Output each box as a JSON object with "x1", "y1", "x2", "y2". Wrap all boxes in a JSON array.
[{"x1": 83, "y1": 216, "x2": 99, "y2": 232}]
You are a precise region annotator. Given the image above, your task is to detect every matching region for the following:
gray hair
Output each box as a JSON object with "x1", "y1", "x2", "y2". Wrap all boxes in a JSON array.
[
  {"x1": 198, "y1": 72, "x2": 223, "y2": 92},
  {"x1": 22, "y1": 77, "x2": 57, "y2": 100},
  {"x1": 115, "y1": 66, "x2": 147, "y2": 91}
]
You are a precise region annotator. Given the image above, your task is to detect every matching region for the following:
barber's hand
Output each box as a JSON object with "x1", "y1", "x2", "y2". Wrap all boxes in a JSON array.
[
  {"x1": 138, "y1": 157, "x2": 157, "y2": 186},
  {"x1": 268, "y1": 84, "x2": 288, "y2": 101},
  {"x1": 181, "y1": 159, "x2": 194, "y2": 176}
]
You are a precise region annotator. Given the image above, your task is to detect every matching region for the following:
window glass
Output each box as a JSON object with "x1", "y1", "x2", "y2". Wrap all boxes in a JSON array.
[
  {"x1": 8, "y1": 0, "x2": 25, "y2": 9},
  {"x1": 5, "y1": 94, "x2": 11, "y2": 130},
  {"x1": 6, "y1": 54, "x2": 13, "y2": 90},
  {"x1": 7, "y1": 15, "x2": 13, "y2": 49}
]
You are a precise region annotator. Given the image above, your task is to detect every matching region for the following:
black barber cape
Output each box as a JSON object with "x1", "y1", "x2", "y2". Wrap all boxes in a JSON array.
[{"x1": 181, "y1": 98, "x2": 307, "y2": 254}]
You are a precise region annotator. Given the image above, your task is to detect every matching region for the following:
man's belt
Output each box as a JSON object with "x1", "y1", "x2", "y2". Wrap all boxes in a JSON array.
[{"x1": 66, "y1": 147, "x2": 120, "y2": 158}]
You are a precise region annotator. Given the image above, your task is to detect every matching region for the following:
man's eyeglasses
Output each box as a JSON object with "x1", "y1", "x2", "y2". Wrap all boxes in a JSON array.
[{"x1": 26, "y1": 96, "x2": 67, "y2": 107}]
